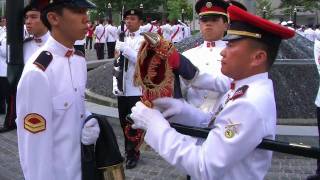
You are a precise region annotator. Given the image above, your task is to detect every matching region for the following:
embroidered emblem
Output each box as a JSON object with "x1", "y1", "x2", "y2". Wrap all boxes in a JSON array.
[
  {"x1": 24, "y1": 113, "x2": 46, "y2": 134},
  {"x1": 206, "y1": 2, "x2": 213, "y2": 8},
  {"x1": 230, "y1": 85, "x2": 249, "y2": 100},
  {"x1": 224, "y1": 119, "x2": 241, "y2": 139}
]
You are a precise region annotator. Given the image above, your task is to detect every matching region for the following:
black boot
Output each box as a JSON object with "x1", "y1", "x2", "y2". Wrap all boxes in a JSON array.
[{"x1": 125, "y1": 151, "x2": 140, "y2": 169}]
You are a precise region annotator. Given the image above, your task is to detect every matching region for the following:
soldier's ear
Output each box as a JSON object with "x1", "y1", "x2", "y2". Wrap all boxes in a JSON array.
[{"x1": 46, "y1": 12, "x2": 60, "y2": 27}]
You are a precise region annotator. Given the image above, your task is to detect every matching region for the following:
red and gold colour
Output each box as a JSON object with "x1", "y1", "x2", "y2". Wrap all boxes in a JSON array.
[
  {"x1": 134, "y1": 32, "x2": 175, "y2": 107},
  {"x1": 24, "y1": 113, "x2": 46, "y2": 133},
  {"x1": 125, "y1": 32, "x2": 176, "y2": 144}
]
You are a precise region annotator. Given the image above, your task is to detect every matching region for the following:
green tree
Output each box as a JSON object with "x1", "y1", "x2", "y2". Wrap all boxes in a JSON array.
[
  {"x1": 89, "y1": 0, "x2": 192, "y2": 23},
  {"x1": 256, "y1": 0, "x2": 275, "y2": 19},
  {"x1": 167, "y1": 0, "x2": 192, "y2": 21},
  {"x1": 279, "y1": 0, "x2": 320, "y2": 20}
]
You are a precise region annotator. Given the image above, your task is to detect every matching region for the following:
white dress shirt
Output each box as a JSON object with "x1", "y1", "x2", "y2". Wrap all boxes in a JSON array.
[
  {"x1": 94, "y1": 24, "x2": 107, "y2": 43},
  {"x1": 23, "y1": 31, "x2": 51, "y2": 64},
  {"x1": 17, "y1": 37, "x2": 91, "y2": 180},
  {"x1": 114, "y1": 29, "x2": 144, "y2": 96},
  {"x1": 145, "y1": 73, "x2": 276, "y2": 180},
  {"x1": 182, "y1": 40, "x2": 230, "y2": 112}
]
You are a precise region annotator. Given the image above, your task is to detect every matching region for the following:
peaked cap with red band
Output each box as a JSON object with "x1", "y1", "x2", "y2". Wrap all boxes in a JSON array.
[
  {"x1": 223, "y1": 5, "x2": 295, "y2": 46},
  {"x1": 30, "y1": 0, "x2": 96, "y2": 12},
  {"x1": 195, "y1": 0, "x2": 229, "y2": 17}
]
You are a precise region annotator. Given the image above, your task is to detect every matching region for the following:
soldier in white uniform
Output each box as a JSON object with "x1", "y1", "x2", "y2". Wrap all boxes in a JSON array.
[
  {"x1": 105, "y1": 19, "x2": 118, "y2": 58},
  {"x1": 160, "y1": 19, "x2": 172, "y2": 41},
  {"x1": 130, "y1": 5, "x2": 295, "y2": 180},
  {"x1": 307, "y1": 23, "x2": 320, "y2": 180},
  {"x1": 181, "y1": 0, "x2": 231, "y2": 113},
  {"x1": 16, "y1": 0, "x2": 99, "y2": 180},
  {"x1": 304, "y1": 24, "x2": 316, "y2": 42},
  {"x1": 170, "y1": 19, "x2": 183, "y2": 43},
  {"x1": 23, "y1": 2, "x2": 50, "y2": 63},
  {"x1": 94, "y1": 19, "x2": 107, "y2": 59},
  {"x1": 113, "y1": 8, "x2": 144, "y2": 169},
  {"x1": 0, "y1": 17, "x2": 17, "y2": 133},
  {"x1": 0, "y1": 22, "x2": 7, "y2": 116}
]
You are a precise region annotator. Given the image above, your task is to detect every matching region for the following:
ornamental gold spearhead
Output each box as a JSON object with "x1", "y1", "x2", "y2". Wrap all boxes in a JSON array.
[{"x1": 140, "y1": 32, "x2": 161, "y2": 47}]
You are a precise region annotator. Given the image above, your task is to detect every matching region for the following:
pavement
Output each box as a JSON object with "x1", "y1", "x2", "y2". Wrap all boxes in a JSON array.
[
  {"x1": 0, "y1": 100, "x2": 319, "y2": 180},
  {"x1": 0, "y1": 48, "x2": 319, "y2": 180}
]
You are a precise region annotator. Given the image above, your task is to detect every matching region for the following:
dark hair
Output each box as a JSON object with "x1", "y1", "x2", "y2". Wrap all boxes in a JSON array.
[
  {"x1": 250, "y1": 38, "x2": 279, "y2": 68},
  {"x1": 40, "y1": 3, "x2": 78, "y2": 31}
]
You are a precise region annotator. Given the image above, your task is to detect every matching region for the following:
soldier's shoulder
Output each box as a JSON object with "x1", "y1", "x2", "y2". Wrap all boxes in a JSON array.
[
  {"x1": 74, "y1": 50, "x2": 85, "y2": 58},
  {"x1": 33, "y1": 51, "x2": 53, "y2": 71}
]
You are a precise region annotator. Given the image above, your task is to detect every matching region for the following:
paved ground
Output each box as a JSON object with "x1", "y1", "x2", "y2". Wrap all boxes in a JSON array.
[{"x1": 0, "y1": 101, "x2": 319, "y2": 180}]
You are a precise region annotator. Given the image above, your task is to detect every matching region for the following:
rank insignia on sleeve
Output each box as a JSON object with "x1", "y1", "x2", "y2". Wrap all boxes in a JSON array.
[{"x1": 24, "y1": 113, "x2": 46, "y2": 134}]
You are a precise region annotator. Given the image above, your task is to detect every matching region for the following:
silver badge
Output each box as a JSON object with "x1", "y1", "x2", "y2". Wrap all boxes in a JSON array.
[
  {"x1": 131, "y1": 10, "x2": 135, "y2": 14},
  {"x1": 206, "y1": 2, "x2": 213, "y2": 8}
]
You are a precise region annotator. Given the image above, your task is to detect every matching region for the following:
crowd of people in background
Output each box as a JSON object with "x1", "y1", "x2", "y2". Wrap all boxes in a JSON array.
[
  {"x1": 280, "y1": 20, "x2": 320, "y2": 42},
  {"x1": 82, "y1": 17, "x2": 192, "y2": 60}
]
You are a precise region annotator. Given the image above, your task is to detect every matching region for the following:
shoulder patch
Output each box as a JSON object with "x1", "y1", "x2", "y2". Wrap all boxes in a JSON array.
[
  {"x1": 23, "y1": 37, "x2": 33, "y2": 43},
  {"x1": 74, "y1": 50, "x2": 85, "y2": 57},
  {"x1": 24, "y1": 113, "x2": 46, "y2": 134},
  {"x1": 230, "y1": 85, "x2": 249, "y2": 100},
  {"x1": 33, "y1": 51, "x2": 53, "y2": 71}
]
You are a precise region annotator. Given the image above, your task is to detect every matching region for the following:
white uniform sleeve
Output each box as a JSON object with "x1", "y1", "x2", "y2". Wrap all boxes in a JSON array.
[
  {"x1": 122, "y1": 46, "x2": 138, "y2": 63},
  {"x1": 16, "y1": 70, "x2": 55, "y2": 180},
  {"x1": 191, "y1": 72, "x2": 231, "y2": 94},
  {"x1": 144, "y1": 100, "x2": 265, "y2": 180},
  {"x1": 0, "y1": 37, "x2": 6, "y2": 58}
]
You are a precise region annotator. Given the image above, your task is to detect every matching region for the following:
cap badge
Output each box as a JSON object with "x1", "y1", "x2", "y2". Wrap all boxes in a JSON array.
[
  {"x1": 206, "y1": 2, "x2": 213, "y2": 8},
  {"x1": 131, "y1": 10, "x2": 135, "y2": 14},
  {"x1": 50, "y1": 0, "x2": 54, "y2": 3}
]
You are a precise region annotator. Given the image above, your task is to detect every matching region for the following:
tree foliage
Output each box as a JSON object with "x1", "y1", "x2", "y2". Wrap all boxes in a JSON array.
[
  {"x1": 279, "y1": 0, "x2": 320, "y2": 19},
  {"x1": 89, "y1": 0, "x2": 192, "y2": 23},
  {"x1": 255, "y1": 0, "x2": 275, "y2": 20}
]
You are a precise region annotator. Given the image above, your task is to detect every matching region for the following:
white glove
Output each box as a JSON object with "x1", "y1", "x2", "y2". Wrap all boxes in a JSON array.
[
  {"x1": 153, "y1": 97, "x2": 210, "y2": 127},
  {"x1": 130, "y1": 101, "x2": 169, "y2": 131},
  {"x1": 153, "y1": 97, "x2": 184, "y2": 118},
  {"x1": 81, "y1": 118, "x2": 100, "y2": 145},
  {"x1": 115, "y1": 41, "x2": 129, "y2": 52}
]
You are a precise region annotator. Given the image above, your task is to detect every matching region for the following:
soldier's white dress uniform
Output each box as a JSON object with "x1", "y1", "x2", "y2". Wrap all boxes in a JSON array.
[
  {"x1": 113, "y1": 29, "x2": 143, "y2": 96},
  {"x1": 141, "y1": 23, "x2": 159, "y2": 33},
  {"x1": 23, "y1": 31, "x2": 50, "y2": 64},
  {"x1": 144, "y1": 72, "x2": 276, "y2": 180},
  {"x1": 0, "y1": 30, "x2": 6, "y2": 78},
  {"x1": 314, "y1": 30, "x2": 320, "y2": 106},
  {"x1": 16, "y1": 36, "x2": 90, "y2": 180},
  {"x1": 160, "y1": 23, "x2": 172, "y2": 41},
  {"x1": 182, "y1": 40, "x2": 230, "y2": 112},
  {"x1": 170, "y1": 24, "x2": 183, "y2": 43}
]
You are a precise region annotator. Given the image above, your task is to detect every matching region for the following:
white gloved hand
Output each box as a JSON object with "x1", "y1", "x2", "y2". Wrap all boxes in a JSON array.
[
  {"x1": 115, "y1": 41, "x2": 128, "y2": 52},
  {"x1": 130, "y1": 101, "x2": 169, "y2": 131},
  {"x1": 81, "y1": 118, "x2": 100, "y2": 145},
  {"x1": 153, "y1": 97, "x2": 184, "y2": 118},
  {"x1": 153, "y1": 97, "x2": 210, "y2": 127}
]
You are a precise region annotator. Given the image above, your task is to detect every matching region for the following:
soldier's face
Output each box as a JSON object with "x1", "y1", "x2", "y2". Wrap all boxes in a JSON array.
[
  {"x1": 48, "y1": 7, "x2": 89, "y2": 43},
  {"x1": 125, "y1": 15, "x2": 141, "y2": 32},
  {"x1": 220, "y1": 39, "x2": 256, "y2": 80},
  {"x1": 25, "y1": 11, "x2": 47, "y2": 36},
  {"x1": 199, "y1": 16, "x2": 228, "y2": 41}
]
